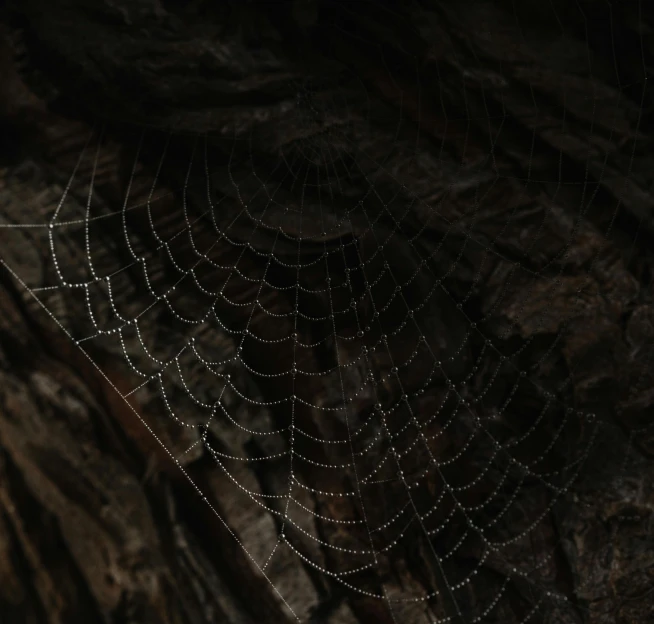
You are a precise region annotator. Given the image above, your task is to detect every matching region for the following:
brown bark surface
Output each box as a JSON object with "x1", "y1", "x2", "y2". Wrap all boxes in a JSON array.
[{"x1": 0, "y1": 1, "x2": 653, "y2": 623}]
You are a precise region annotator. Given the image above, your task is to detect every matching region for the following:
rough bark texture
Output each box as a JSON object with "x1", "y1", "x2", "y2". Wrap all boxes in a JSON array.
[{"x1": 0, "y1": 1, "x2": 653, "y2": 623}]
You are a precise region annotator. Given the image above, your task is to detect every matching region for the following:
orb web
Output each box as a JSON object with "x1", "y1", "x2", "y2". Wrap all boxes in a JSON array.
[{"x1": 1, "y1": 2, "x2": 653, "y2": 622}]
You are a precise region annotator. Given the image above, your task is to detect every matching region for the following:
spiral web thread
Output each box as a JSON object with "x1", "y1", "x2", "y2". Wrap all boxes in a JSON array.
[{"x1": 1, "y1": 5, "x2": 652, "y2": 623}]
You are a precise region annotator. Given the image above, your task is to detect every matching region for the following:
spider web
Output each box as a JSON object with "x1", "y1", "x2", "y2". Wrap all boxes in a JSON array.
[{"x1": 1, "y1": 2, "x2": 653, "y2": 622}]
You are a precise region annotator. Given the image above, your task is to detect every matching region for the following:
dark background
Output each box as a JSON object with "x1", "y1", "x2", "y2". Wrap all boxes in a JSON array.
[{"x1": 0, "y1": 1, "x2": 652, "y2": 623}]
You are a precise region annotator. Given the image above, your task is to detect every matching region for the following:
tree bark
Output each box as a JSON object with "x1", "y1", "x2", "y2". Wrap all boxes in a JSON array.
[{"x1": 0, "y1": 1, "x2": 653, "y2": 623}]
